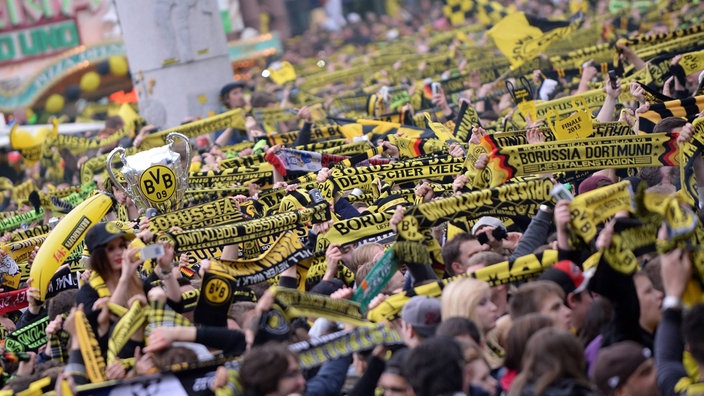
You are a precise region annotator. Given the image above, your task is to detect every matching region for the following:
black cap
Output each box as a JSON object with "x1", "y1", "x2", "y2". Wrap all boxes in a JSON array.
[
  {"x1": 310, "y1": 279, "x2": 345, "y2": 296},
  {"x1": 85, "y1": 222, "x2": 135, "y2": 254},
  {"x1": 254, "y1": 309, "x2": 291, "y2": 345},
  {"x1": 219, "y1": 81, "x2": 247, "y2": 101}
]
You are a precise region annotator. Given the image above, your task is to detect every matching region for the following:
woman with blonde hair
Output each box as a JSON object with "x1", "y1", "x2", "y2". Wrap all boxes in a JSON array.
[
  {"x1": 441, "y1": 278, "x2": 499, "y2": 335},
  {"x1": 348, "y1": 242, "x2": 384, "y2": 273}
]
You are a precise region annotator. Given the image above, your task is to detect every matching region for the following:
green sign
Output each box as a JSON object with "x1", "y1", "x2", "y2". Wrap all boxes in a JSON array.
[
  {"x1": 0, "y1": 20, "x2": 80, "y2": 63},
  {"x1": 352, "y1": 249, "x2": 399, "y2": 313},
  {"x1": 0, "y1": 26, "x2": 278, "y2": 110},
  {"x1": 228, "y1": 32, "x2": 282, "y2": 62}
]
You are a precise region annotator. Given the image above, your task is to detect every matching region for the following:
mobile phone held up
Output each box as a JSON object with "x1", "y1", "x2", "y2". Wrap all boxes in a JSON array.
[
  {"x1": 431, "y1": 82, "x2": 441, "y2": 96},
  {"x1": 140, "y1": 244, "x2": 165, "y2": 261},
  {"x1": 423, "y1": 78, "x2": 441, "y2": 97},
  {"x1": 551, "y1": 183, "x2": 574, "y2": 202}
]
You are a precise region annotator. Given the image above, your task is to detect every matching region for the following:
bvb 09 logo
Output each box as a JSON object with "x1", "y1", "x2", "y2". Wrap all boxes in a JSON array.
[
  {"x1": 205, "y1": 277, "x2": 231, "y2": 305},
  {"x1": 139, "y1": 165, "x2": 176, "y2": 203}
]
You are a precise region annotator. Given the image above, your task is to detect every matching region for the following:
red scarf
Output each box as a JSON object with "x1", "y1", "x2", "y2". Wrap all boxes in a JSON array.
[
  {"x1": 501, "y1": 369, "x2": 518, "y2": 392},
  {"x1": 0, "y1": 288, "x2": 28, "y2": 315}
]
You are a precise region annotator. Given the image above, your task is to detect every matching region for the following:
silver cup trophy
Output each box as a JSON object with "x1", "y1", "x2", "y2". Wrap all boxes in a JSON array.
[{"x1": 107, "y1": 132, "x2": 191, "y2": 214}]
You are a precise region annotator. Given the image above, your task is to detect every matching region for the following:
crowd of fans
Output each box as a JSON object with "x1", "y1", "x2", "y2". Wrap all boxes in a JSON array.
[{"x1": 2, "y1": 0, "x2": 704, "y2": 395}]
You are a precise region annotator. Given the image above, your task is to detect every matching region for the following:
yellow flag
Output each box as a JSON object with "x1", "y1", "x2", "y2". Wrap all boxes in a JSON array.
[
  {"x1": 117, "y1": 104, "x2": 142, "y2": 137},
  {"x1": 487, "y1": 11, "x2": 583, "y2": 69},
  {"x1": 268, "y1": 61, "x2": 297, "y2": 85}
]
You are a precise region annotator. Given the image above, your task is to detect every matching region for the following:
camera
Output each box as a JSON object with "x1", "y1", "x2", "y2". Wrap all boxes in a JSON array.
[
  {"x1": 477, "y1": 226, "x2": 508, "y2": 245},
  {"x1": 608, "y1": 70, "x2": 618, "y2": 90}
]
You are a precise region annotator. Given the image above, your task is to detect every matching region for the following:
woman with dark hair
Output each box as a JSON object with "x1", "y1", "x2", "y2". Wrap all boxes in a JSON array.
[
  {"x1": 75, "y1": 222, "x2": 182, "y2": 336},
  {"x1": 239, "y1": 341, "x2": 350, "y2": 396},
  {"x1": 458, "y1": 339, "x2": 498, "y2": 396},
  {"x1": 240, "y1": 342, "x2": 306, "y2": 396},
  {"x1": 403, "y1": 336, "x2": 466, "y2": 396},
  {"x1": 509, "y1": 327, "x2": 597, "y2": 396},
  {"x1": 501, "y1": 313, "x2": 555, "y2": 392}
]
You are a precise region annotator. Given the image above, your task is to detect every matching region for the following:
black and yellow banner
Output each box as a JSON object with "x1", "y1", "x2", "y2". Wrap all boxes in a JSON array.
[
  {"x1": 480, "y1": 132, "x2": 680, "y2": 186},
  {"x1": 270, "y1": 286, "x2": 369, "y2": 327},
  {"x1": 216, "y1": 231, "x2": 313, "y2": 287},
  {"x1": 139, "y1": 109, "x2": 245, "y2": 150},
  {"x1": 290, "y1": 324, "x2": 403, "y2": 369},
  {"x1": 368, "y1": 250, "x2": 558, "y2": 322},
  {"x1": 396, "y1": 178, "x2": 555, "y2": 243},
  {"x1": 147, "y1": 197, "x2": 246, "y2": 232},
  {"x1": 108, "y1": 300, "x2": 147, "y2": 365},
  {"x1": 188, "y1": 167, "x2": 274, "y2": 189},
  {"x1": 442, "y1": 0, "x2": 509, "y2": 26},
  {"x1": 315, "y1": 211, "x2": 395, "y2": 256},
  {"x1": 569, "y1": 181, "x2": 636, "y2": 243},
  {"x1": 159, "y1": 202, "x2": 329, "y2": 253},
  {"x1": 638, "y1": 96, "x2": 704, "y2": 134},
  {"x1": 320, "y1": 156, "x2": 464, "y2": 200},
  {"x1": 75, "y1": 309, "x2": 107, "y2": 383},
  {"x1": 194, "y1": 270, "x2": 236, "y2": 327}
]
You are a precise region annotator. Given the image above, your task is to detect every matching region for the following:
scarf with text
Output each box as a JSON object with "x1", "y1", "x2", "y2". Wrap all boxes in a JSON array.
[
  {"x1": 368, "y1": 250, "x2": 558, "y2": 322},
  {"x1": 214, "y1": 230, "x2": 313, "y2": 287},
  {"x1": 291, "y1": 324, "x2": 404, "y2": 369},
  {"x1": 480, "y1": 132, "x2": 680, "y2": 186},
  {"x1": 270, "y1": 286, "x2": 369, "y2": 327},
  {"x1": 158, "y1": 202, "x2": 329, "y2": 253}
]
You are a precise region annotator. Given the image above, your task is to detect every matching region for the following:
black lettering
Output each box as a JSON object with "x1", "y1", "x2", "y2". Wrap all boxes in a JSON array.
[{"x1": 144, "y1": 179, "x2": 155, "y2": 194}]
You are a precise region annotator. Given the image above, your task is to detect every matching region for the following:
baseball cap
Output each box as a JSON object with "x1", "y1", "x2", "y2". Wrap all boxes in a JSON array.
[
  {"x1": 310, "y1": 279, "x2": 345, "y2": 296},
  {"x1": 219, "y1": 81, "x2": 247, "y2": 100},
  {"x1": 401, "y1": 296, "x2": 442, "y2": 337},
  {"x1": 539, "y1": 260, "x2": 592, "y2": 295},
  {"x1": 578, "y1": 174, "x2": 613, "y2": 195},
  {"x1": 384, "y1": 348, "x2": 410, "y2": 375},
  {"x1": 85, "y1": 222, "x2": 135, "y2": 254},
  {"x1": 471, "y1": 216, "x2": 505, "y2": 235},
  {"x1": 592, "y1": 341, "x2": 652, "y2": 396},
  {"x1": 254, "y1": 309, "x2": 291, "y2": 346}
]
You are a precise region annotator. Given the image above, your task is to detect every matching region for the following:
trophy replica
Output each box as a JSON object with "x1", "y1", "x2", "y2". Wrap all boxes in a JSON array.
[{"x1": 107, "y1": 133, "x2": 191, "y2": 214}]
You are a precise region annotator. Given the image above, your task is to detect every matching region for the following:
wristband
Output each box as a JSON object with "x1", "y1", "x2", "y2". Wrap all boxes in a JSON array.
[
  {"x1": 662, "y1": 295, "x2": 683, "y2": 311},
  {"x1": 156, "y1": 266, "x2": 173, "y2": 279}
]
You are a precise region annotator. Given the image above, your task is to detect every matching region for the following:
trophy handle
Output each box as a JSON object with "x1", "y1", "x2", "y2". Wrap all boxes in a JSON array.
[
  {"x1": 166, "y1": 132, "x2": 192, "y2": 165},
  {"x1": 106, "y1": 147, "x2": 129, "y2": 195}
]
